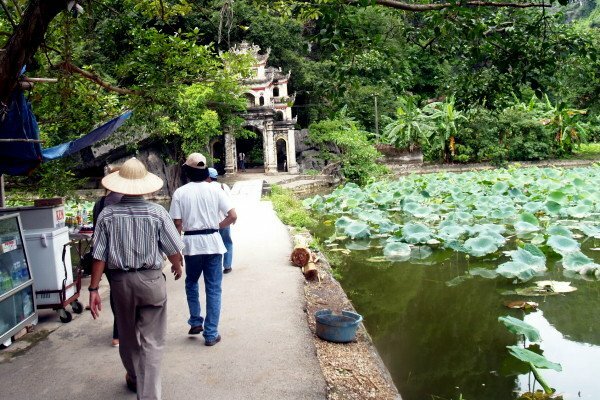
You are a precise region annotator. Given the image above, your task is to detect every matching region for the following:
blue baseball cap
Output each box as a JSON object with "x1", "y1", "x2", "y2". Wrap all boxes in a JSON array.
[{"x1": 208, "y1": 168, "x2": 218, "y2": 179}]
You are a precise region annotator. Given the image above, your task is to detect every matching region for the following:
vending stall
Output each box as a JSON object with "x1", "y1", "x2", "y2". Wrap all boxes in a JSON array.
[
  {"x1": 0, "y1": 214, "x2": 37, "y2": 346},
  {"x1": 0, "y1": 203, "x2": 82, "y2": 323}
]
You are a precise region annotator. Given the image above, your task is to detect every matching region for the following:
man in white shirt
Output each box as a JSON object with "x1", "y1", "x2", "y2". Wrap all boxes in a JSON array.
[
  {"x1": 169, "y1": 153, "x2": 237, "y2": 346},
  {"x1": 208, "y1": 168, "x2": 234, "y2": 273}
]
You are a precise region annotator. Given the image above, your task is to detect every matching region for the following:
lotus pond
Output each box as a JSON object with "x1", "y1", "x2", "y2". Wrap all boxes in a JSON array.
[{"x1": 304, "y1": 165, "x2": 600, "y2": 400}]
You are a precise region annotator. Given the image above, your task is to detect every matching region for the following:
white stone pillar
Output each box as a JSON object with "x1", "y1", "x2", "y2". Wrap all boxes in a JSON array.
[
  {"x1": 287, "y1": 128, "x2": 298, "y2": 174},
  {"x1": 264, "y1": 120, "x2": 277, "y2": 174},
  {"x1": 224, "y1": 130, "x2": 236, "y2": 174}
]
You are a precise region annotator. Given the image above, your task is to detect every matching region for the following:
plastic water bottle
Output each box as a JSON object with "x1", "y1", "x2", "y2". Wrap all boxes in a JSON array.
[
  {"x1": 11, "y1": 262, "x2": 21, "y2": 285},
  {"x1": 22, "y1": 291, "x2": 33, "y2": 316},
  {"x1": 0, "y1": 271, "x2": 8, "y2": 294}
]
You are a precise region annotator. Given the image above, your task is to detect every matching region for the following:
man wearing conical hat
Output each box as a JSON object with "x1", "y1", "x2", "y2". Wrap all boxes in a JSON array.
[
  {"x1": 88, "y1": 157, "x2": 184, "y2": 400},
  {"x1": 169, "y1": 153, "x2": 237, "y2": 346}
]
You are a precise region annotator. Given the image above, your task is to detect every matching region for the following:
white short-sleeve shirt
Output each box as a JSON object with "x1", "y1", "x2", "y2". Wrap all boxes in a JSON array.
[{"x1": 169, "y1": 181, "x2": 233, "y2": 255}]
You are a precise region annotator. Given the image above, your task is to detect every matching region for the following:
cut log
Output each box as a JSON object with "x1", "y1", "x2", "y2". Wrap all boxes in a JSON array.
[
  {"x1": 302, "y1": 261, "x2": 318, "y2": 280},
  {"x1": 291, "y1": 245, "x2": 311, "y2": 267}
]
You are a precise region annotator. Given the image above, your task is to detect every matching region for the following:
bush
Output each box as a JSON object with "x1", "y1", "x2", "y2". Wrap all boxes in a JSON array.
[
  {"x1": 268, "y1": 185, "x2": 317, "y2": 230},
  {"x1": 498, "y1": 108, "x2": 554, "y2": 161},
  {"x1": 308, "y1": 113, "x2": 387, "y2": 186}
]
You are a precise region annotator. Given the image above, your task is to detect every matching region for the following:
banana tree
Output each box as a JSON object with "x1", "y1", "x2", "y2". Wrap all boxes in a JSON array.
[
  {"x1": 422, "y1": 96, "x2": 467, "y2": 162},
  {"x1": 380, "y1": 96, "x2": 430, "y2": 152}
]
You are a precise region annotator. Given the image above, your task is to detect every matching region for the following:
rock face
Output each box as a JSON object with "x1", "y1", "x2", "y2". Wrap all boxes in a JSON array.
[{"x1": 79, "y1": 136, "x2": 182, "y2": 196}]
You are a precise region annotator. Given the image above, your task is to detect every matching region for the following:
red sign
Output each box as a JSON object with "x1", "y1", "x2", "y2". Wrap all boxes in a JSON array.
[{"x1": 55, "y1": 209, "x2": 65, "y2": 222}]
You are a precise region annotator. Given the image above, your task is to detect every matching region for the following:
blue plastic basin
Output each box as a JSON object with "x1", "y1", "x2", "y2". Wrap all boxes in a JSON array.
[{"x1": 315, "y1": 309, "x2": 363, "y2": 343}]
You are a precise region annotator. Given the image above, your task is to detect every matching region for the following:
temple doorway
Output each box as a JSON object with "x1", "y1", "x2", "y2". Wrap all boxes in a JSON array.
[
  {"x1": 276, "y1": 138, "x2": 287, "y2": 172},
  {"x1": 236, "y1": 126, "x2": 264, "y2": 172},
  {"x1": 211, "y1": 138, "x2": 225, "y2": 175}
]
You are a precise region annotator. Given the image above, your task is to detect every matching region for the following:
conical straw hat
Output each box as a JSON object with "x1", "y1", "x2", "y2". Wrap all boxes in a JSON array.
[{"x1": 101, "y1": 157, "x2": 163, "y2": 195}]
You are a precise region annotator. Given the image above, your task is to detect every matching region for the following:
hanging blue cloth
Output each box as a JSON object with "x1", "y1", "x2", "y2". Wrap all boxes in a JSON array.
[
  {"x1": 0, "y1": 90, "x2": 43, "y2": 176},
  {"x1": 0, "y1": 89, "x2": 132, "y2": 175},
  {"x1": 41, "y1": 110, "x2": 132, "y2": 160}
]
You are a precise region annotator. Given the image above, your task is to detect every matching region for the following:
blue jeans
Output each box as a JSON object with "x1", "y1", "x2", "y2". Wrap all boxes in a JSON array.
[
  {"x1": 184, "y1": 254, "x2": 223, "y2": 341},
  {"x1": 219, "y1": 226, "x2": 233, "y2": 269}
]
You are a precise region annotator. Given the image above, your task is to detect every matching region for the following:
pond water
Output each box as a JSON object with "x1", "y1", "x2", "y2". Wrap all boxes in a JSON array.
[{"x1": 312, "y1": 224, "x2": 600, "y2": 400}]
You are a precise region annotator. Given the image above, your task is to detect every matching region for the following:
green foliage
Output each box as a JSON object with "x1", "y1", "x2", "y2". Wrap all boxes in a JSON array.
[
  {"x1": 268, "y1": 185, "x2": 317, "y2": 230},
  {"x1": 380, "y1": 96, "x2": 429, "y2": 151},
  {"x1": 308, "y1": 112, "x2": 387, "y2": 186},
  {"x1": 304, "y1": 165, "x2": 600, "y2": 279}
]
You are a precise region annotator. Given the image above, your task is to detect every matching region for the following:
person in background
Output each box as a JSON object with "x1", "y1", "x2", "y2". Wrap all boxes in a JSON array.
[
  {"x1": 89, "y1": 157, "x2": 184, "y2": 399},
  {"x1": 170, "y1": 153, "x2": 237, "y2": 346},
  {"x1": 92, "y1": 165, "x2": 123, "y2": 347},
  {"x1": 238, "y1": 152, "x2": 246, "y2": 172},
  {"x1": 208, "y1": 167, "x2": 234, "y2": 274}
]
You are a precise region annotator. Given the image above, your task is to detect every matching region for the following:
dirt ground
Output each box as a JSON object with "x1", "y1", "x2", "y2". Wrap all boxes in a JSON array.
[{"x1": 292, "y1": 231, "x2": 401, "y2": 400}]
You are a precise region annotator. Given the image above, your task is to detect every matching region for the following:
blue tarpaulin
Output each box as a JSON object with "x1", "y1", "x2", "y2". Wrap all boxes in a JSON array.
[{"x1": 0, "y1": 89, "x2": 131, "y2": 176}]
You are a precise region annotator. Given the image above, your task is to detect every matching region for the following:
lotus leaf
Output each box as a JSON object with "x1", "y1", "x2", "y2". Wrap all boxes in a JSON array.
[
  {"x1": 534, "y1": 280, "x2": 578, "y2": 293},
  {"x1": 506, "y1": 247, "x2": 546, "y2": 268},
  {"x1": 437, "y1": 224, "x2": 466, "y2": 241},
  {"x1": 506, "y1": 346, "x2": 562, "y2": 371},
  {"x1": 547, "y1": 235, "x2": 580, "y2": 255},
  {"x1": 496, "y1": 261, "x2": 540, "y2": 281},
  {"x1": 565, "y1": 205, "x2": 592, "y2": 219},
  {"x1": 546, "y1": 225, "x2": 573, "y2": 237},
  {"x1": 548, "y1": 190, "x2": 568, "y2": 204},
  {"x1": 402, "y1": 223, "x2": 433, "y2": 244},
  {"x1": 499, "y1": 316, "x2": 541, "y2": 342},
  {"x1": 493, "y1": 181, "x2": 509, "y2": 193},
  {"x1": 544, "y1": 201, "x2": 562, "y2": 214},
  {"x1": 464, "y1": 235, "x2": 499, "y2": 257},
  {"x1": 341, "y1": 197, "x2": 360, "y2": 209},
  {"x1": 344, "y1": 221, "x2": 371, "y2": 239},
  {"x1": 383, "y1": 242, "x2": 411, "y2": 261},
  {"x1": 579, "y1": 224, "x2": 600, "y2": 239},
  {"x1": 410, "y1": 206, "x2": 434, "y2": 218},
  {"x1": 335, "y1": 216, "x2": 355, "y2": 230},
  {"x1": 514, "y1": 221, "x2": 540, "y2": 234},
  {"x1": 522, "y1": 202, "x2": 544, "y2": 213},
  {"x1": 519, "y1": 213, "x2": 539, "y2": 226},
  {"x1": 562, "y1": 252, "x2": 600, "y2": 274}
]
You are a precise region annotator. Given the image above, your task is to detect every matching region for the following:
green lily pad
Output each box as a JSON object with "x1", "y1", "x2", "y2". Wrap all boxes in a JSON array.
[
  {"x1": 464, "y1": 235, "x2": 499, "y2": 257},
  {"x1": 506, "y1": 346, "x2": 562, "y2": 371},
  {"x1": 402, "y1": 223, "x2": 433, "y2": 244},
  {"x1": 383, "y1": 241, "x2": 411, "y2": 261},
  {"x1": 547, "y1": 235, "x2": 580, "y2": 255},
  {"x1": 499, "y1": 316, "x2": 541, "y2": 342}
]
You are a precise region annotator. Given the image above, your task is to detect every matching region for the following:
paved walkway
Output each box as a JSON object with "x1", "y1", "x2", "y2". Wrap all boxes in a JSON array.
[{"x1": 0, "y1": 180, "x2": 327, "y2": 399}]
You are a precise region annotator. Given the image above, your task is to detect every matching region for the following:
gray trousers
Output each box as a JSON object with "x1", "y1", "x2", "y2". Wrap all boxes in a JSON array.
[{"x1": 110, "y1": 269, "x2": 167, "y2": 400}]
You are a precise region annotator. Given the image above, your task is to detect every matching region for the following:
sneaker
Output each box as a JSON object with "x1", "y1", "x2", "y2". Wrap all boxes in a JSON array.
[
  {"x1": 188, "y1": 325, "x2": 203, "y2": 335},
  {"x1": 205, "y1": 335, "x2": 221, "y2": 346},
  {"x1": 111, "y1": 338, "x2": 119, "y2": 347},
  {"x1": 223, "y1": 268, "x2": 232, "y2": 274}
]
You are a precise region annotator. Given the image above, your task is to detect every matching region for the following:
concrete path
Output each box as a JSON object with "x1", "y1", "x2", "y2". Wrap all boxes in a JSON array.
[{"x1": 0, "y1": 179, "x2": 327, "y2": 399}]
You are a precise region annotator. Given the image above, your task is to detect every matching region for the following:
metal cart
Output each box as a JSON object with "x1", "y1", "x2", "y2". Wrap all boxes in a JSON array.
[{"x1": 33, "y1": 242, "x2": 83, "y2": 323}]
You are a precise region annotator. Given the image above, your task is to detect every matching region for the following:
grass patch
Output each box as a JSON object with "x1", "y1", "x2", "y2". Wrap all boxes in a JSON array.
[
  {"x1": 267, "y1": 185, "x2": 318, "y2": 230},
  {"x1": 572, "y1": 143, "x2": 600, "y2": 160}
]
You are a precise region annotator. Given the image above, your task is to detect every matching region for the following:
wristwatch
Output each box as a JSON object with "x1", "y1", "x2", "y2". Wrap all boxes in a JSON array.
[{"x1": 88, "y1": 286, "x2": 99, "y2": 292}]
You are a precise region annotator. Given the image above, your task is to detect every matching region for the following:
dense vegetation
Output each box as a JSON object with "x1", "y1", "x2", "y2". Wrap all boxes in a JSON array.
[{"x1": 2, "y1": 0, "x2": 600, "y2": 191}]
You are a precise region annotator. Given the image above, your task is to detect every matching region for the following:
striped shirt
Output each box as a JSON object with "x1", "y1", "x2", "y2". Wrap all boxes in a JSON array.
[{"x1": 92, "y1": 196, "x2": 184, "y2": 271}]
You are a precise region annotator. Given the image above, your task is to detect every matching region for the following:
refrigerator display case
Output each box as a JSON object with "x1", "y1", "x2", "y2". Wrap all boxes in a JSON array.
[{"x1": 0, "y1": 214, "x2": 37, "y2": 345}]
